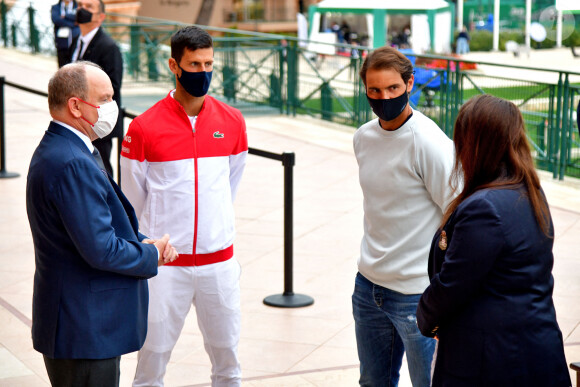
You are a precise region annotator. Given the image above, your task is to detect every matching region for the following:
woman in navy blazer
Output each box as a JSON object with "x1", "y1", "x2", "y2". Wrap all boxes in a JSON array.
[{"x1": 416, "y1": 95, "x2": 571, "y2": 386}]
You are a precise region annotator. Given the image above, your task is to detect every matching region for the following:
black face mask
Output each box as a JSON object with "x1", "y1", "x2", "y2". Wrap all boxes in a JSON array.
[
  {"x1": 367, "y1": 89, "x2": 409, "y2": 122},
  {"x1": 76, "y1": 8, "x2": 93, "y2": 24},
  {"x1": 177, "y1": 65, "x2": 212, "y2": 97}
]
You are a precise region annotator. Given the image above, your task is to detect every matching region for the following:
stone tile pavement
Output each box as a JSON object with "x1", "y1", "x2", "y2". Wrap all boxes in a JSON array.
[{"x1": 1, "y1": 46, "x2": 579, "y2": 386}]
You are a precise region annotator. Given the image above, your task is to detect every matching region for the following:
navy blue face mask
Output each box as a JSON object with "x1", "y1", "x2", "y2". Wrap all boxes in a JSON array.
[
  {"x1": 367, "y1": 89, "x2": 409, "y2": 122},
  {"x1": 177, "y1": 64, "x2": 212, "y2": 97},
  {"x1": 76, "y1": 8, "x2": 93, "y2": 24}
]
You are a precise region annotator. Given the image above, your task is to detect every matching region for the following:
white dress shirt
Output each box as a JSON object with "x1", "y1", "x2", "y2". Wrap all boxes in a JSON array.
[{"x1": 72, "y1": 26, "x2": 99, "y2": 62}]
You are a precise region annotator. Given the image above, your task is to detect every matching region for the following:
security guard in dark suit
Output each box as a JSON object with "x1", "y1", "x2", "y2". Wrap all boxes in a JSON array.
[{"x1": 68, "y1": 0, "x2": 123, "y2": 176}]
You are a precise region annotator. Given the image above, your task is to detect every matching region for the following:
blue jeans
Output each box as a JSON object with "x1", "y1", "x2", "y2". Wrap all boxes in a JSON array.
[
  {"x1": 456, "y1": 37, "x2": 469, "y2": 54},
  {"x1": 352, "y1": 273, "x2": 435, "y2": 387}
]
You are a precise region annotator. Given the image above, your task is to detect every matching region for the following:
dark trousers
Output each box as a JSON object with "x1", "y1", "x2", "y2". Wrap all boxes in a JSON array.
[
  {"x1": 43, "y1": 355, "x2": 121, "y2": 387},
  {"x1": 93, "y1": 137, "x2": 113, "y2": 176}
]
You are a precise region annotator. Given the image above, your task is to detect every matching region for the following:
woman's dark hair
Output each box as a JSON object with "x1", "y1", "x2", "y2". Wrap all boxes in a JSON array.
[
  {"x1": 170, "y1": 26, "x2": 213, "y2": 64},
  {"x1": 443, "y1": 94, "x2": 551, "y2": 235}
]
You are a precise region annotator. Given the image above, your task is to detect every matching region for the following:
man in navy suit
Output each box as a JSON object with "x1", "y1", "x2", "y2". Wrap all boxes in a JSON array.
[
  {"x1": 26, "y1": 62, "x2": 177, "y2": 387},
  {"x1": 51, "y1": 0, "x2": 79, "y2": 68},
  {"x1": 69, "y1": 0, "x2": 123, "y2": 176}
]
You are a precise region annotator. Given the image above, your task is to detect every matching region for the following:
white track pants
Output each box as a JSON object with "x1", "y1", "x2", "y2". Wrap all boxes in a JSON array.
[{"x1": 133, "y1": 257, "x2": 241, "y2": 387}]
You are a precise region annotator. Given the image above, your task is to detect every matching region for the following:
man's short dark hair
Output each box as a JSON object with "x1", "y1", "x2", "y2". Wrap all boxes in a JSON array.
[
  {"x1": 171, "y1": 26, "x2": 213, "y2": 64},
  {"x1": 359, "y1": 46, "x2": 414, "y2": 86}
]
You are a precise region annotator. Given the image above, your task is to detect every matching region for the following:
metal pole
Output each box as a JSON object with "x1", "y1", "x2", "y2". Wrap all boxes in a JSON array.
[
  {"x1": 492, "y1": 0, "x2": 500, "y2": 51},
  {"x1": 452, "y1": 59, "x2": 461, "y2": 135},
  {"x1": 263, "y1": 152, "x2": 313, "y2": 308},
  {"x1": 0, "y1": 77, "x2": 20, "y2": 178},
  {"x1": 525, "y1": 0, "x2": 531, "y2": 50},
  {"x1": 553, "y1": 73, "x2": 564, "y2": 179},
  {"x1": 129, "y1": 25, "x2": 139, "y2": 77},
  {"x1": 457, "y1": 0, "x2": 464, "y2": 31},
  {"x1": 444, "y1": 60, "x2": 452, "y2": 135},
  {"x1": 548, "y1": 85, "x2": 556, "y2": 173},
  {"x1": 286, "y1": 41, "x2": 298, "y2": 116},
  {"x1": 283, "y1": 151, "x2": 294, "y2": 295},
  {"x1": 558, "y1": 74, "x2": 570, "y2": 180},
  {"x1": 1, "y1": 1, "x2": 8, "y2": 47},
  {"x1": 28, "y1": 3, "x2": 39, "y2": 53},
  {"x1": 278, "y1": 39, "x2": 285, "y2": 113},
  {"x1": 556, "y1": 9, "x2": 562, "y2": 48}
]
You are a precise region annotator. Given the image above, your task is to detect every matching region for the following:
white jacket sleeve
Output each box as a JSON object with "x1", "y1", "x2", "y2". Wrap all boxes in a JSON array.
[
  {"x1": 229, "y1": 116, "x2": 248, "y2": 202},
  {"x1": 120, "y1": 157, "x2": 148, "y2": 219},
  {"x1": 120, "y1": 121, "x2": 149, "y2": 219},
  {"x1": 229, "y1": 150, "x2": 247, "y2": 202}
]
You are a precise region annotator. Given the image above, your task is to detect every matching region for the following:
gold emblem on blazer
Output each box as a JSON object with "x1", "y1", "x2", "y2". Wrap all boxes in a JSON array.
[{"x1": 438, "y1": 230, "x2": 447, "y2": 251}]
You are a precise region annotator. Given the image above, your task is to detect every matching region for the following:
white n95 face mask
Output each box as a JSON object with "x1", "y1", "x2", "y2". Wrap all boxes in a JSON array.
[{"x1": 78, "y1": 99, "x2": 119, "y2": 138}]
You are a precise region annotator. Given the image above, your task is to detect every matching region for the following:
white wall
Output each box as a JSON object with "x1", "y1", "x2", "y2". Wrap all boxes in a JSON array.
[
  {"x1": 410, "y1": 12, "x2": 451, "y2": 54},
  {"x1": 434, "y1": 11, "x2": 452, "y2": 53},
  {"x1": 410, "y1": 15, "x2": 430, "y2": 53}
]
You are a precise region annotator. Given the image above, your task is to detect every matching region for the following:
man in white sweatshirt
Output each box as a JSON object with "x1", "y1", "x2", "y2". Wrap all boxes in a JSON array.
[{"x1": 352, "y1": 46, "x2": 455, "y2": 387}]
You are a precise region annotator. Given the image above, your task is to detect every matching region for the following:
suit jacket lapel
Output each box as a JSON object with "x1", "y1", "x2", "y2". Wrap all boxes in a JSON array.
[
  {"x1": 81, "y1": 27, "x2": 102, "y2": 60},
  {"x1": 48, "y1": 122, "x2": 141, "y2": 237},
  {"x1": 69, "y1": 27, "x2": 102, "y2": 61},
  {"x1": 106, "y1": 174, "x2": 141, "y2": 236}
]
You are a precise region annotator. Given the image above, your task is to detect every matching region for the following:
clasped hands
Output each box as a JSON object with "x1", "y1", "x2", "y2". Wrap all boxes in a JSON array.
[{"x1": 142, "y1": 234, "x2": 179, "y2": 266}]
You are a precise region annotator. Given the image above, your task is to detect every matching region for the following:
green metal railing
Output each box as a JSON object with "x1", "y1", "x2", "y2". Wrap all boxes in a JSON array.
[
  {"x1": 1, "y1": 2, "x2": 579, "y2": 179},
  {"x1": 1, "y1": 1, "x2": 51, "y2": 54}
]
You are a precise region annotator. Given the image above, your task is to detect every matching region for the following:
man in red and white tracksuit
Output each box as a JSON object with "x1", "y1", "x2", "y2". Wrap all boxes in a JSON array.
[{"x1": 121, "y1": 26, "x2": 247, "y2": 387}]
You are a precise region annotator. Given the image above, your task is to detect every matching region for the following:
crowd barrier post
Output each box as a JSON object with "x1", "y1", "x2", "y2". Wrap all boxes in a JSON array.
[
  {"x1": 0, "y1": 77, "x2": 20, "y2": 178},
  {"x1": 263, "y1": 151, "x2": 314, "y2": 308},
  {"x1": 570, "y1": 363, "x2": 580, "y2": 387}
]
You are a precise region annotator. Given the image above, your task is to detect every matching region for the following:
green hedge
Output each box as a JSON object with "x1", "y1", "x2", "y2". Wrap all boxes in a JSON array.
[
  {"x1": 468, "y1": 30, "x2": 493, "y2": 51},
  {"x1": 563, "y1": 29, "x2": 580, "y2": 47}
]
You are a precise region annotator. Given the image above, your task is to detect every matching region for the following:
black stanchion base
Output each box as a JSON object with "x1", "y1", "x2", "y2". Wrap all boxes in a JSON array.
[
  {"x1": 0, "y1": 171, "x2": 19, "y2": 179},
  {"x1": 263, "y1": 293, "x2": 314, "y2": 308}
]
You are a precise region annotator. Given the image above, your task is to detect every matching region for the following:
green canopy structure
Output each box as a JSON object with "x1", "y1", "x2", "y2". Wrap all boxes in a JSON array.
[{"x1": 308, "y1": 0, "x2": 455, "y2": 53}]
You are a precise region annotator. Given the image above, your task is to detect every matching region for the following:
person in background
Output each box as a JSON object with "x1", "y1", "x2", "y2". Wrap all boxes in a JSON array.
[
  {"x1": 396, "y1": 28, "x2": 411, "y2": 49},
  {"x1": 352, "y1": 46, "x2": 455, "y2": 386},
  {"x1": 331, "y1": 21, "x2": 342, "y2": 40},
  {"x1": 340, "y1": 20, "x2": 351, "y2": 44},
  {"x1": 69, "y1": 0, "x2": 123, "y2": 177},
  {"x1": 455, "y1": 26, "x2": 470, "y2": 55},
  {"x1": 26, "y1": 61, "x2": 177, "y2": 387},
  {"x1": 416, "y1": 94, "x2": 571, "y2": 387},
  {"x1": 330, "y1": 21, "x2": 345, "y2": 52},
  {"x1": 121, "y1": 26, "x2": 248, "y2": 387},
  {"x1": 51, "y1": 0, "x2": 79, "y2": 68}
]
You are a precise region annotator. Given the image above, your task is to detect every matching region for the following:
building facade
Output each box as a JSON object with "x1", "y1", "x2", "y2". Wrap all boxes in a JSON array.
[{"x1": 136, "y1": 0, "x2": 319, "y2": 32}]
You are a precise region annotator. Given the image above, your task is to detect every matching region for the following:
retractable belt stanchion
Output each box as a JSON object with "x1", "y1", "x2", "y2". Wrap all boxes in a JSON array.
[
  {"x1": 0, "y1": 77, "x2": 20, "y2": 179},
  {"x1": 262, "y1": 151, "x2": 314, "y2": 308}
]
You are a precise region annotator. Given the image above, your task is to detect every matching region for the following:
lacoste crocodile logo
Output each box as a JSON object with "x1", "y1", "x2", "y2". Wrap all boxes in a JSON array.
[{"x1": 213, "y1": 131, "x2": 224, "y2": 138}]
